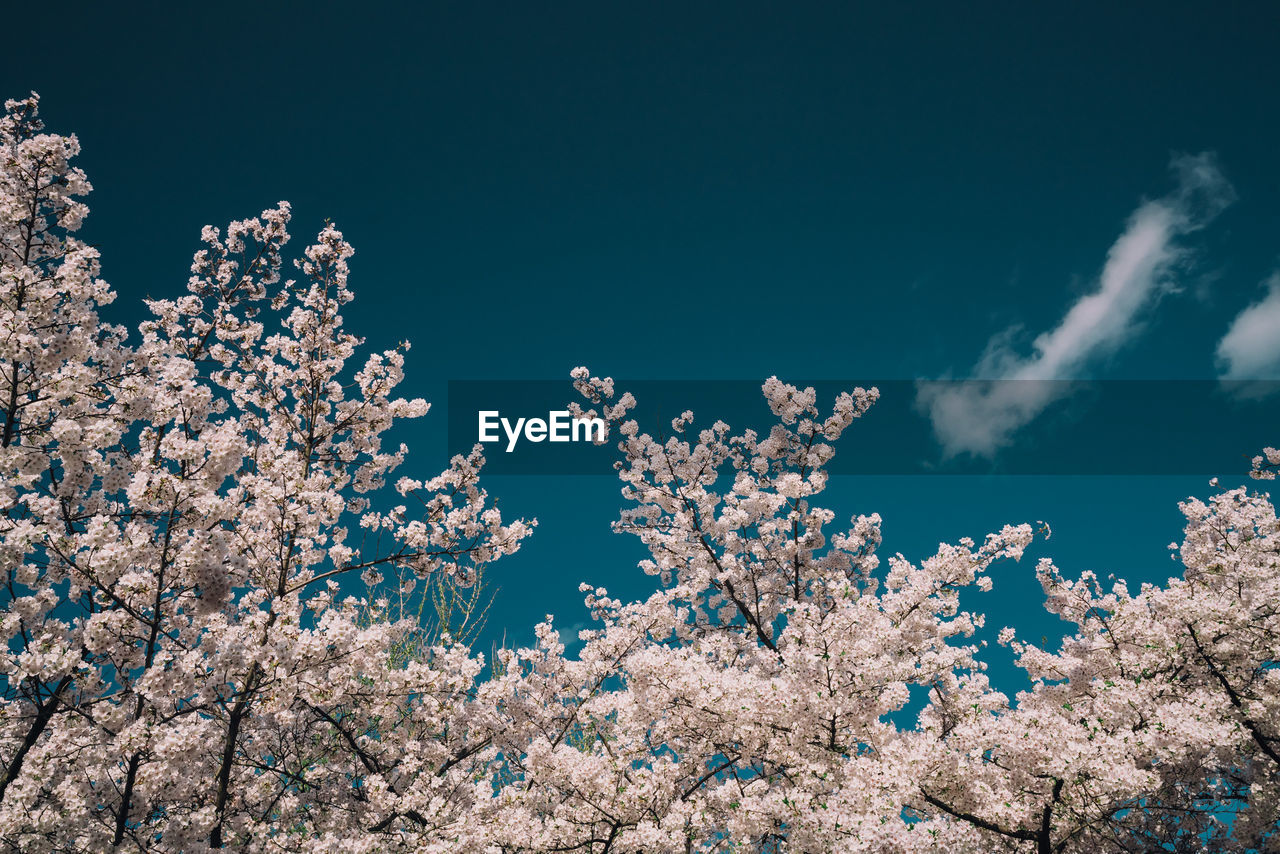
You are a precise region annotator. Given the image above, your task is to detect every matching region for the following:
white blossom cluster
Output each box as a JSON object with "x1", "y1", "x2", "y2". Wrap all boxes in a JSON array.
[
  {"x1": 1251, "y1": 446, "x2": 1280, "y2": 480},
  {"x1": 2, "y1": 95, "x2": 1278, "y2": 853}
]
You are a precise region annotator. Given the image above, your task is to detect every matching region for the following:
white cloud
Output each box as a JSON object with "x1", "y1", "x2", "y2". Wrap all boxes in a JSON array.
[
  {"x1": 1216, "y1": 272, "x2": 1280, "y2": 380},
  {"x1": 918, "y1": 153, "x2": 1234, "y2": 458}
]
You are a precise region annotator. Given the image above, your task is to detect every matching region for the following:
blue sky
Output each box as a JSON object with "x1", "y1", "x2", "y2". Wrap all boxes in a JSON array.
[{"x1": 7, "y1": 2, "x2": 1279, "y2": 667}]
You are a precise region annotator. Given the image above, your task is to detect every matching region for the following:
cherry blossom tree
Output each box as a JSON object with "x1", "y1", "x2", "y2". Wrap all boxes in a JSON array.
[
  {"x1": 924, "y1": 480, "x2": 1279, "y2": 852},
  {"x1": 0, "y1": 93, "x2": 531, "y2": 852},
  {"x1": 474, "y1": 372, "x2": 1034, "y2": 852},
  {"x1": 474, "y1": 371, "x2": 1276, "y2": 853},
  {"x1": 2, "y1": 93, "x2": 1276, "y2": 853}
]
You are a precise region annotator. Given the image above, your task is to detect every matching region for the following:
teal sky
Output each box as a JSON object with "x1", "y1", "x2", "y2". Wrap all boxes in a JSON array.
[{"x1": 7, "y1": 2, "x2": 1279, "y2": 667}]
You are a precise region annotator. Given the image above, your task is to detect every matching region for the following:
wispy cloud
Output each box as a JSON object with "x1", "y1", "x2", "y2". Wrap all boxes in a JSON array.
[
  {"x1": 1216, "y1": 272, "x2": 1280, "y2": 380},
  {"x1": 918, "y1": 153, "x2": 1235, "y2": 458}
]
